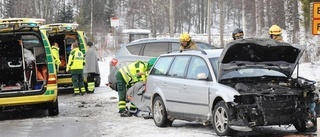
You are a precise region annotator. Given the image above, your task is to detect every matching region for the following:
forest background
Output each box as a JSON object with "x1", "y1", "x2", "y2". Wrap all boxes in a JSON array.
[{"x1": 0, "y1": 0, "x2": 319, "y2": 62}]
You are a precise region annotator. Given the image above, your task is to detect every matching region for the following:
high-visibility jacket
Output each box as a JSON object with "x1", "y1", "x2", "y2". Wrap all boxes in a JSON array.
[
  {"x1": 119, "y1": 61, "x2": 147, "y2": 87},
  {"x1": 51, "y1": 46, "x2": 61, "y2": 66},
  {"x1": 66, "y1": 48, "x2": 85, "y2": 71}
]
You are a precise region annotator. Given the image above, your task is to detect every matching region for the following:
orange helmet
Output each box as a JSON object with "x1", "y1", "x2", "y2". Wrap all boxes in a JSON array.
[{"x1": 269, "y1": 25, "x2": 282, "y2": 35}]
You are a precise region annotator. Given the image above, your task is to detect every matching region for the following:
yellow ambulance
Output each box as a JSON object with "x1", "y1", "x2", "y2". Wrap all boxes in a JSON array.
[
  {"x1": 40, "y1": 23, "x2": 96, "y2": 92},
  {"x1": 0, "y1": 18, "x2": 59, "y2": 116}
]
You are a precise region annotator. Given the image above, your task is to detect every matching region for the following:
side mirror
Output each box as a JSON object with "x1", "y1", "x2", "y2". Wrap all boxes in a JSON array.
[{"x1": 197, "y1": 73, "x2": 208, "y2": 80}]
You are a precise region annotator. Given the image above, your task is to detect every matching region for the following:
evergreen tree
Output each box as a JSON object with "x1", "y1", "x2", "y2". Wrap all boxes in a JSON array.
[{"x1": 56, "y1": 2, "x2": 74, "y2": 23}]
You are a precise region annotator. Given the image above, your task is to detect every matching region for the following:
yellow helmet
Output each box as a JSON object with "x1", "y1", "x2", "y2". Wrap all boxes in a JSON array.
[
  {"x1": 269, "y1": 25, "x2": 282, "y2": 35},
  {"x1": 179, "y1": 32, "x2": 191, "y2": 42}
]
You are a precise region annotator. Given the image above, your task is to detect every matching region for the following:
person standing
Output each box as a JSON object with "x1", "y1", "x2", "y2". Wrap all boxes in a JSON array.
[
  {"x1": 83, "y1": 41, "x2": 100, "y2": 93},
  {"x1": 232, "y1": 28, "x2": 244, "y2": 40},
  {"x1": 179, "y1": 32, "x2": 198, "y2": 50},
  {"x1": 51, "y1": 42, "x2": 61, "y2": 71},
  {"x1": 66, "y1": 42, "x2": 86, "y2": 95},
  {"x1": 268, "y1": 25, "x2": 284, "y2": 42},
  {"x1": 116, "y1": 60, "x2": 148, "y2": 117}
]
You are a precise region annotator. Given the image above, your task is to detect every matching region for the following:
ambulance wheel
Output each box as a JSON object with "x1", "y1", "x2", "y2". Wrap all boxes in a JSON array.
[{"x1": 48, "y1": 98, "x2": 59, "y2": 116}]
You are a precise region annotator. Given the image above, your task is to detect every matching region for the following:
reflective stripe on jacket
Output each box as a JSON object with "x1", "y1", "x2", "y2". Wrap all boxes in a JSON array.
[
  {"x1": 119, "y1": 61, "x2": 147, "y2": 86},
  {"x1": 67, "y1": 48, "x2": 85, "y2": 70}
]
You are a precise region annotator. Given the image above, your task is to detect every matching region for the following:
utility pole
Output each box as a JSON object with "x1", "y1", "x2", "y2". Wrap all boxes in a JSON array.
[
  {"x1": 90, "y1": 0, "x2": 93, "y2": 36},
  {"x1": 207, "y1": 0, "x2": 211, "y2": 45},
  {"x1": 169, "y1": 0, "x2": 174, "y2": 37}
]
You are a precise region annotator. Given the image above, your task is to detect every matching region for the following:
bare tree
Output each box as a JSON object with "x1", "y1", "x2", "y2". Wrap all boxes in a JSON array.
[
  {"x1": 255, "y1": 0, "x2": 262, "y2": 36},
  {"x1": 284, "y1": 0, "x2": 294, "y2": 43},
  {"x1": 219, "y1": 0, "x2": 224, "y2": 47},
  {"x1": 297, "y1": 0, "x2": 307, "y2": 61},
  {"x1": 242, "y1": 0, "x2": 246, "y2": 38}
]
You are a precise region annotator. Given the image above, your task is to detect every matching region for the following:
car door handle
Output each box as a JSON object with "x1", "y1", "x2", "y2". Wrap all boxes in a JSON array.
[{"x1": 163, "y1": 82, "x2": 167, "y2": 87}]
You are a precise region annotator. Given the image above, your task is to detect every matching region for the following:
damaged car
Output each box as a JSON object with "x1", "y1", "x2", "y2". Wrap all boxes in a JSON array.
[{"x1": 138, "y1": 38, "x2": 318, "y2": 136}]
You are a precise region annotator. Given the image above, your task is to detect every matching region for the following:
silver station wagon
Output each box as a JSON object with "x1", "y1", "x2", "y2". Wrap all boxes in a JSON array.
[{"x1": 135, "y1": 38, "x2": 318, "y2": 136}]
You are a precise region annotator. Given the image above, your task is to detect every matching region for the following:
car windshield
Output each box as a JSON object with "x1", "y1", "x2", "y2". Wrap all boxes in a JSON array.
[
  {"x1": 209, "y1": 57, "x2": 219, "y2": 77},
  {"x1": 209, "y1": 57, "x2": 287, "y2": 80}
]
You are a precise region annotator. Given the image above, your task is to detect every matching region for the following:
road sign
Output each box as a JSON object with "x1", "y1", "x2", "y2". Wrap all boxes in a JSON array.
[
  {"x1": 110, "y1": 17, "x2": 119, "y2": 27},
  {"x1": 312, "y1": 19, "x2": 320, "y2": 35},
  {"x1": 313, "y1": 2, "x2": 320, "y2": 19},
  {"x1": 312, "y1": 2, "x2": 320, "y2": 35}
]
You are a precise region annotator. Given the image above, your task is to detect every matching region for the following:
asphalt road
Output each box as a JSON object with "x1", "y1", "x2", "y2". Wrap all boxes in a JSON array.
[{"x1": 0, "y1": 86, "x2": 317, "y2": 137}]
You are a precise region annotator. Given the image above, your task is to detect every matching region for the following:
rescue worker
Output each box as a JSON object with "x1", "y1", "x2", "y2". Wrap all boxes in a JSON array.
[
  {"x1": 268, "y1": 25, "x2": 284, "y2": 42},
  {"x1": 51, "y1": 42, "x2": 61, "y2": 71},
  {"x1": 179, "y1": 32, "x2": 198, "y2": 50},
  {"x1": 66, "y1": 42, "x2": 86, "y2": 96},
  {"x1": 232, "y1": 28, "x2": 244, "y2": 40},
  {"x1": 116, "y1": 60, "x2": 149, "y2": 117},
  {"x1": 126, "y1": 58, "x2": 157, "y2": 114},
  {"x1": 83, "y1": 41, "x2": 100, "y2": 93}
]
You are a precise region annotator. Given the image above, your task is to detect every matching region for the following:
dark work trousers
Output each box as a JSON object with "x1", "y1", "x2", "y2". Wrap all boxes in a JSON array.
[
  {"x1": 71, "y1": 69, "x2": 85, "y2": 94},
  {"x1": 115, "y1": 72, "x2": 137, "y2": 113},
  {"x1": 116, "y1": 72, "x2": 127, "y2": 112}
]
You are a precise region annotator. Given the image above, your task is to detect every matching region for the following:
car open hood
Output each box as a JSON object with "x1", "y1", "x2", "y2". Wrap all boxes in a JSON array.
[{"x1": 218, "y1": 38, "x2": 304, "y2": 82}]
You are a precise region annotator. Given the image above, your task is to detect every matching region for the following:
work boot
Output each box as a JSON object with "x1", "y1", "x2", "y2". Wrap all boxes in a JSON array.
[
  {"x1": 120, "y1": 110, "x2": 132, "y2": 117},
  {"x1": 73, "y1": 93, "x2": 80, "y2": 96}
]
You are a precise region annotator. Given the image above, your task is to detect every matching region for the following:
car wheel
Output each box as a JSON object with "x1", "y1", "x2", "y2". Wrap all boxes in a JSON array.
[
  {"x1": 48, "y1": 98, "x2": 59, "y2": 116},
  {"x1": 152, "y1": 96, "x2": 172, "y2": 127},
  {"x1": 212, "y1": 101, "x2": 235, "y2": 136},
  {"x1": 294, "y1": 120, "x2": 308, "y2": 132}
]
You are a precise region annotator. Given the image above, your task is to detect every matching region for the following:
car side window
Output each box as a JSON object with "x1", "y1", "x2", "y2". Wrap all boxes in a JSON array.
[
  {"x1": 171, "y1": 43, "x2": 180, "y2": 51},
  {"x1": 168, "y1": 56, "x2": 190, "y2": 78},
  {"x1": 186, "y1": 56, "x2": 209, "y2": 79},
  {"x1": 127, "y1": 44, "x2": 143, "y2": 55},
  {"x1": 143, "y1": 42, "x2": 168, "y2": 57},
  {"x1": 150, "y1": 56, "x2": 174, "y2": 75}
]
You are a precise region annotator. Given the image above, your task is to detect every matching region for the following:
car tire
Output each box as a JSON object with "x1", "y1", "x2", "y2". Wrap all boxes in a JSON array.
[
  {"x1": 152, "y1": 96, "x2": 172, "y2": 127},
  {"x1": 48, "y1": 98, "x2": 59, "y2": 116},
  {"x1": 212, "y1": 101, "x2": 235, "y2": 136},
  {"x1": 294, "y1": 120, "x2": 308, "y2": 132}
]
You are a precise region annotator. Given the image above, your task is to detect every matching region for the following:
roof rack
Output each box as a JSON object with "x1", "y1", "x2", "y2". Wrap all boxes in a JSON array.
[{"x1": 167, "y1": 49, "x2": 207, "y2": 55}]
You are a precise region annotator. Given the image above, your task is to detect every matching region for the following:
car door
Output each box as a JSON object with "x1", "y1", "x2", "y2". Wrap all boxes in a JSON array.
[
  {"x1": 183, "y1": 56, "x2": 211, "y2": 116},
  {"x1": 165, "y1": 56, "x2": 191, "y2": 113}
]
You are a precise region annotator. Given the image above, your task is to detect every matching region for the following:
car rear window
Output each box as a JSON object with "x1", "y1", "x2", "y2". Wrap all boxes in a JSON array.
[
  {"x1": 143, "y1": 42, "x2": 168, "y2": 57},
  {"x1": 127, "y1": 44, "x2": 143, "y2": 55}
]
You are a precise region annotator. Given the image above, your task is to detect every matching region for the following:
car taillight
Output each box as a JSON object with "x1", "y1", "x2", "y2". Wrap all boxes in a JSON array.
[
  {"x1": 110, "y1": 58, "x2": 118, "y2": 66},
  {"x1": 48, "y1": 74, "x2": 57, "y2": 84}
]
